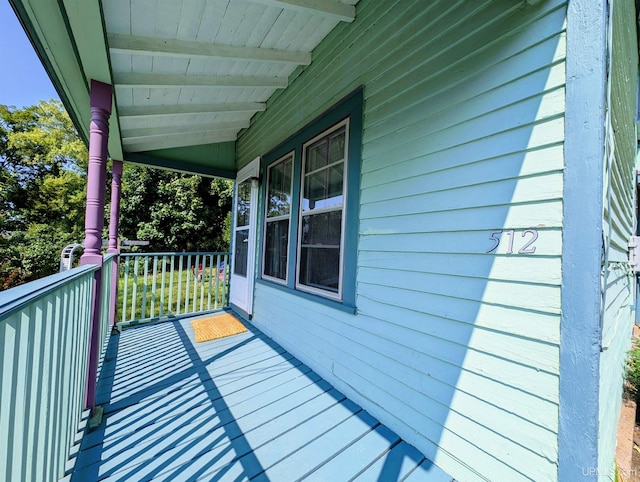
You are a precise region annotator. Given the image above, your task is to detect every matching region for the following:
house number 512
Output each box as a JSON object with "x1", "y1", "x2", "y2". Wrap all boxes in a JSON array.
[{"x1": 486, "y1": 229, "x2": 538, "y2": 254}]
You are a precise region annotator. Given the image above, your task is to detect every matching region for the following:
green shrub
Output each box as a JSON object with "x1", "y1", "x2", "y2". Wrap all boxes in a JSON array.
[{"x1": 626, "y1": 341, "x2": 640, "y2": 401}]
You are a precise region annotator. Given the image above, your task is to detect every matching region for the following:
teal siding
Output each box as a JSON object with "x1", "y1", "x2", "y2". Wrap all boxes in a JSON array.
[
  {"x1": 598, "y1": 0, "x2": 638, "y2": 473},
  {"x1": 238, "y1": 1, "x2": 567, "y2": 480}
]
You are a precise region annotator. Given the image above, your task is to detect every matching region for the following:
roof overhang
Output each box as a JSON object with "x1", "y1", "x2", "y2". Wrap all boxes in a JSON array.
[{"x1": 9, "y1": 0, "x2": 359, "y2": 177}]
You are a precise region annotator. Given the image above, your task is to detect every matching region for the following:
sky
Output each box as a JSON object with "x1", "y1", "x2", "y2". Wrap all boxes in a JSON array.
[{"x1": 0, "y1": 1, "x2": 60, "y2": 108}]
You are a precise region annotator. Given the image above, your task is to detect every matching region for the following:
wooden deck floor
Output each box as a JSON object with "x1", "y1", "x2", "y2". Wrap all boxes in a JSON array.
[{"x1": 69, "y1": 315, "x2": 453, "y2": 481}]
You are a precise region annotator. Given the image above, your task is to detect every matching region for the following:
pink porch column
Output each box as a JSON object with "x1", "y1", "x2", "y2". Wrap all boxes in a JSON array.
[
  {"x1": 81, "y1": 80, "x2": 112, "y2": 411},
  {"x1": 107, "y1": 160, "x2": 123, "y2": 328}
]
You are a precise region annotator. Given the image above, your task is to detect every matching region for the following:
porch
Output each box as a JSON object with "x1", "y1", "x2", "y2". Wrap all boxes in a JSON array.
[
  {"x1": 68, "y1": 315, "x2": 451, "y2": 482},
  {"x1": 0, "y1": 255, "x2": 452, "y2": 482}
]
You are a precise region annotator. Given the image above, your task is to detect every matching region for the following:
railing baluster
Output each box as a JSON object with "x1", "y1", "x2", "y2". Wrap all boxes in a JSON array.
[
  {"x1": 193, "y1": 254, "x2": 199, "y2": 313},
  {"x1": 131, "y1": 257, "x2": 139, "y2": 321},
  {"x1": 206, "y1": 254, "x2": 212, "y2": 310},
  {"x1": 214, "y1": 254, "x2": 221, "y2": 309},
  {"x1": 122, "y1": 255, "x2": 129, "y2": 322},
  {"x1": 177, "y1": 255, "x2": 183, "y2": 315},
  {"x1": 160, "y1": 255, "x2": 167, "y2": 317},
  {"x1": 184, "y1": 255, "x2": 191, "y2": 314},
  {"x1": 222, "y1": 253, "x2": 228, "y2": 307},
  {"x1": 168, "y1": 255, "x2": 174, "y2": 315},
  {"x1": 140, "y1": 256, "x2": 149, "y2": 319},
  {"x1": 150, "y1": 256, "x2": 158, "y2": 318},
  {"x1": 53, "y1": 287, "x2": 71, "y2": 479}
]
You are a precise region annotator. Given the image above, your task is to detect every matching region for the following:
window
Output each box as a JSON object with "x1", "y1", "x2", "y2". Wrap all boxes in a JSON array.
[
  {"x1": 259, "y1": 88, "x2": 362, "y2": 311},
  {"x1": 233, "y1": 179, "x2": 251, "y2": 277},
  {"x1": 262, "y1": 153, "x2": 293, "y2": 283},
  {"x1": 297, "y1": 123, "x2": 348, "y2": 298}
]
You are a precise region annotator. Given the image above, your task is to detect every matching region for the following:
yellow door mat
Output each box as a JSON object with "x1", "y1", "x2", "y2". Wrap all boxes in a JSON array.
[{"x1": 190, "y1": 313, "x2": 247, "y2": 343}]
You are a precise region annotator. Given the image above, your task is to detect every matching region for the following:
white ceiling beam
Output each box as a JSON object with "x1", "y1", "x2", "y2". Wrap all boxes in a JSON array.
[
  {"x1": 246, "y1": 0, "x2": 355, "y2": 22},
  {"x1": 108, "y1": 34, "x2": 312, "y2": 65},
  {"x1": 118, "y1": 102, "x2": 266, "y2": 118},
  {"x1": 113, "y1": 72, "x2": 288, "y2": 88},
  {"x1": 121, "y1": 120, "x2": 250, "y2": 139},
  {"x1": 123, "y1": 130, "x2": 239, "y2": 152}
]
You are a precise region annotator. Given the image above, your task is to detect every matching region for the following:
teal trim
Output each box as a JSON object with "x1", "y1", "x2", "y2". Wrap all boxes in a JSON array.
[
  {"x1": 8, "y1": 0, "x2": 89, "y2": 145},
  {"x1": 55, "y1": 0, "x2": 89, "y2": 91},
  {"x1": 125, "y1": 152, "x2": 236, "y2": 179},
  {"x1": 559, "y1": 0, "x2": 607, "y2": 478},
  {"x1": 230, "y1": 302, "x2": 252, "y2": 321},
  {"x1": 0, "y1": 267, "x2": 96, "y2": 481},
  {"x1": 100, "y1": 254, "x2": 116, "y2": 348},
  {"x1": 0, "y1": 265, "x2": 99, "y2": 319},
  {"x1": 259, "y1": 87, "x2": 363, "y2": 310},
  {"x1": 123, "y1": 251, "x2": 231, "y2": 257},
  {"x1": 255, "y1": 278, "x2": 356, "y2": 314},
  {"x1": 343, "y1": 89, "x2": 363, "y2": 306}
]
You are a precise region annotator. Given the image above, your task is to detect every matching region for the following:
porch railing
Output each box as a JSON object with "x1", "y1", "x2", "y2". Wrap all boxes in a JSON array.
[
  {"x1": 100, "y1": 254, "x2": 117, "y2": 350},
  {"x1": 0, "y1": 264, "x2": 106, "y2": 482},
  {"x1": 119, "y1": 252, "x2": 231, "y2": 324}
]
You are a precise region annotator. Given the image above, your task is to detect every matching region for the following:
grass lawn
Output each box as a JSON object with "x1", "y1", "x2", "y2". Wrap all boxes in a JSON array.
[{"x1": 116, "y1": 261, "x2": 229, "y2": 323}]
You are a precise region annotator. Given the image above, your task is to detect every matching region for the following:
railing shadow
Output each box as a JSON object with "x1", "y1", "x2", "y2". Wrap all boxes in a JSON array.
[
  {"x1": 72, "y1": 321, "x2": 266, "y2": 481},
  {"x1": 71, "y1": 316, "x2": 451, "y2": 481}
]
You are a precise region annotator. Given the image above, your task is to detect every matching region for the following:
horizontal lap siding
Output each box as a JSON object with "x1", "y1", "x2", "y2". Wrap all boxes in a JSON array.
[
  {"x1": 598, "y1": 0, "x2": 638, "y2": 472},
  {"x1": 238, "y1": 1, "x2": 566, "y2": 480}
]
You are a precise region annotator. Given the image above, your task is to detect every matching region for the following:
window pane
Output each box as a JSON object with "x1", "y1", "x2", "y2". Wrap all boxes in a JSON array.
[
  {"x1": 234, "y1": 228, "x2": 249, "y2": 276},
  {"x1": 328, "y1": 131, "x2": 345, "y2": 163},
  {"x1": 327, "y1": 164, "x2": 344, "y2": 202},
  {"x1": 306, "y1": 139, "x2": 327, "y2": 172},
  {"x1": 302, "y1": 166, "x2": 343, "y2": 211},
  {"x1": 267, "y1": 156, "x2": 292, "y2": 218},
  {"x1": 299, "y1": 246, "x2": 340, "y2": 293},
  {"x1": 264, "y1": 219, "x2": 289, "y2": 280},
  {"x1": 301, "y1": 210, "x2": 342, "y2": 248},
  {"x1": 236, "y1": 180, "x2": 251, "y2": 227}
]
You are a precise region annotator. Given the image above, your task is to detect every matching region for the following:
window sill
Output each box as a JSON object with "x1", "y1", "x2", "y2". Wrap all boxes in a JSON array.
[{"x1": 256, "y1": 278, "x2": 357, "y2": 315}]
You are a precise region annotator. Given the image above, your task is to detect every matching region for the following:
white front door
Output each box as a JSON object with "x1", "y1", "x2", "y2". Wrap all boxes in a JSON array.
[{"x1": 229, "y1": 158, "x2": 260, "y2": 316}]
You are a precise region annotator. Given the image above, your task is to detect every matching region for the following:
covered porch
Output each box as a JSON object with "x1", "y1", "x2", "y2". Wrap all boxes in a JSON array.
[
  {"x1": 67, "y1": 315, "x2": 450, "y2": 481},
  {"x1": 1, "y1": 256, "x2": 452, "y2": 481},
  {"x1": 7, "y1": 0, "x2": 615, "y2": 479}
]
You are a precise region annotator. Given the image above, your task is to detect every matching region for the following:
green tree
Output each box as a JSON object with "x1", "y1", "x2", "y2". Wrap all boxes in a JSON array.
[
  {"x1": 119, "y1": 165, "x2": 233, "y2": 253},
  {"x1": 0, "y1": 101, "x2": 234, "y2": 290},
  {"x1": 0, "y1": 100, "x2": 87, "y2": 233},
  {"x1": 0, "y1": 101, "x2": 87, "y2": 289}
]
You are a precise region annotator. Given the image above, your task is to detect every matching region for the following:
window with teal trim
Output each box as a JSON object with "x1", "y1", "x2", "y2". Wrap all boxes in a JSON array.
[
  {"x1": 259, "y1": 88, "x2": 362, "y2": 311},
  {"x1": 297, "y1": 121, "x2": 348, "y2": 299},
  {"x1": 262, "y1": 152, "x2": 293, "y2": 283}
]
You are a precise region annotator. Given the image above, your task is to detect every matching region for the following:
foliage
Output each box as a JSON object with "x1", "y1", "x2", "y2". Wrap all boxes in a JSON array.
[
  {"x1": 0, "y1": 101, "x2": 234, "y2": 290},
  {"x1": 0, "y1": 100, "x2": 87, "y2": 234},
  {"x1": 626, "y1": 341, "x2": 640, "y2": 401},
  {"x1": 0, "y1": 101, "x2": 87, "y2": 289},
  {"x1": 119, "y1": 166, "x2": 233, "y2": 253}
]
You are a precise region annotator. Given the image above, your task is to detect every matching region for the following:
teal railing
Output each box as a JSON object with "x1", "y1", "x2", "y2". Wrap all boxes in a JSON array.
[
  {"x1": 119, "y1": 252, "x2": 231, "y2": 324},
  {"x1": 99, "y1": 254, "x2": 117, "y2": 351},
  {"x1": 0, "y1": 264, "x2": 100, "y2": 482}
]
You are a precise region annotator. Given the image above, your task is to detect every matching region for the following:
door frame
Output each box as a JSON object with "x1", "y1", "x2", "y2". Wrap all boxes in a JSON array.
[{"x1": 229, "y1": 157, "x2": 260, "y2": 317}]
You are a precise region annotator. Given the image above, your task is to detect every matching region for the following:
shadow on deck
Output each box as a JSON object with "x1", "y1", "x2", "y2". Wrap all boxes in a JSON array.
[{"x1": 69, "y1": 315, "x2": 452, "y2": 481}]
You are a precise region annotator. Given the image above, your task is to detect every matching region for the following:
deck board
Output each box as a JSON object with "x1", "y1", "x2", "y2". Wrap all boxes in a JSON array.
[{"x1": 71, "y1": 315, "x2": 453, "y2": 481}]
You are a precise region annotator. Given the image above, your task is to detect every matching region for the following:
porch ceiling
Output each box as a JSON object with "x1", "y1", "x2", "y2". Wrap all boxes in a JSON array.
[{"x1": 9, "y1": 0, "x2": 359, "y2": 177}]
